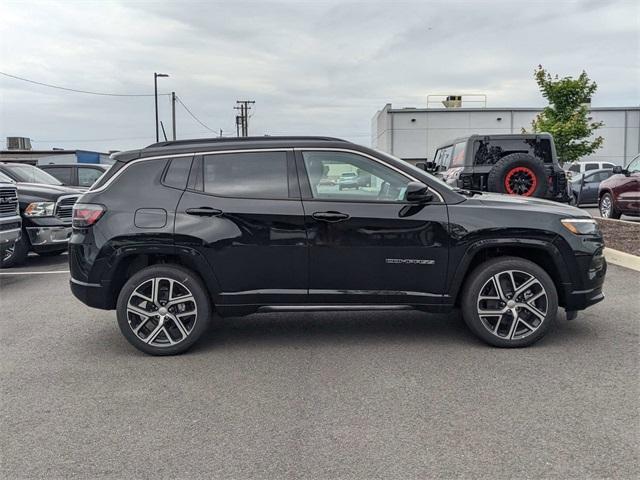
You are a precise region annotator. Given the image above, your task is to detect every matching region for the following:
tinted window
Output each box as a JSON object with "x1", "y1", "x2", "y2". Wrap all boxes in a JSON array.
[
  {"x1": 568, "y1": 164, "x2": 580, "y2": 173},
  {"x1": 163, "y1": 157, "x2": 192, "y2": 189},
  {"x1": 603, "y1": 163, "x2": 615, "y2": 169},
  {"x1": 585, "y1": 163, "x2": 599, "y2": 171},
  {"x1": 43, "y1": 166, "x2": 73, "y2": 184},
  {"x1": 474, "y1": 138, "x2": 552, "y2": 165},
  {"x1": 78, "y1": 167, "x2": 104, "y2": 187},
  {"x1": 302, "y1": 151, "x2": 410, "y2": 202},
  {"x1": 202, "y1": 151, "x2": 288, "y2": 199}
]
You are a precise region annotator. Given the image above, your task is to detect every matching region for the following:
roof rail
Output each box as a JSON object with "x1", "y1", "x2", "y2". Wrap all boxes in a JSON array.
[{"x1": 145, "y1": 136, "x2": 349, "y2": 149}]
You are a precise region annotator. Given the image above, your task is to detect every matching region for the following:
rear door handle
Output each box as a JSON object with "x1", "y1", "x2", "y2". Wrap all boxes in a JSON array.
[
  {"x1": 185, "y1": 207, "x2": 223, "y2": 217},
  {"x1": 312, "y1": 211, "x2": 350, "y2": 223}
]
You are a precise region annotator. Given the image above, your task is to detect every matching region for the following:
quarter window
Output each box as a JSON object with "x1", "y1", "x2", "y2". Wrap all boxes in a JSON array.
[
  {"x1": 78, "y1": 167, "x2": 104, "y2": 187},
  {"x1": 164, "y1": 157, "x2": 193, "y2": 190},
  {"x1": 202, "y1": 151, "x2": 288, "y2": 199},
  {"x1": 302, "y1": 151, "x2": 410, "y2": 202}
]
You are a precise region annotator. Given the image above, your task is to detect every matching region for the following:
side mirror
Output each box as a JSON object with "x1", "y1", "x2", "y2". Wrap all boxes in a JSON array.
[
  {"x1": 405, "y1": 181, "x2": 433, "y2": 203},
  {"x1": 424, "y1": 161, "x2": 438, "y2": 172},
  {"x1": 612, "y1": 165, "x2": 624, "y2": 175}
]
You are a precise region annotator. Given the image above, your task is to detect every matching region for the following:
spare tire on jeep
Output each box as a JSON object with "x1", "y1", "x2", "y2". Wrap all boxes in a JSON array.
[{"x1": 487, "y1": 153, "x2": 548, "y2": 197}]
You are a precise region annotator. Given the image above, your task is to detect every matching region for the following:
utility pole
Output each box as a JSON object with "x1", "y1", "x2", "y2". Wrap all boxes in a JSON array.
[
  {"x1": 171, "y1": 92, "x2": 176, "y2": 140},
  {"x1": 234, "y1": 100, "x2": 255, "y2": 137},
  {"x1": 153, "y1": 72, "x2": 169, "y2": 142}
]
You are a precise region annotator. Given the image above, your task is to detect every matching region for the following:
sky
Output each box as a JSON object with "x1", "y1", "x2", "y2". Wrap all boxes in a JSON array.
[{"x1": 0, "y1": 0, "x2": 638, "y2": 153}]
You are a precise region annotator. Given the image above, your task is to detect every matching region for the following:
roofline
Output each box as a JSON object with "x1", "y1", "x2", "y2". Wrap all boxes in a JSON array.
[
  {"x1": 0, "y1": 150, "x2": 109, "y2": 154},
  {"x1": 145, "y1": 136, "x2": 349, "y2": 149},
  {"x1": 387, "y1": 106, "x2": 640, "y2": 113},
  {"x1": 434, "y1": 132, "x2": 553, "y2": 149}
]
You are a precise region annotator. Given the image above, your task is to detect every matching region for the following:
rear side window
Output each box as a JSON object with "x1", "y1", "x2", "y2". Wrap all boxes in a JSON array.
[
  {"x1": 78, "y1": 167, "x2": 104, "y2": 187},
  {"x1": 474, "y1": 138, "x2": 553, "y2": 165},
  {"x1": 163, "y1": 157, "x2": 193, "y2": 189},
  {"x1": 585, "y1": 163, "x2": 599, "y2": 171},
  {"x1": 201, "y1": 151, "x2": 288, "y2": 199},
  {"x1": 568, "y1": 164, "x2": 580, "y2": 173},
  {"x1": 43, "y1": 166, "x2": 72, "y2": 184}
]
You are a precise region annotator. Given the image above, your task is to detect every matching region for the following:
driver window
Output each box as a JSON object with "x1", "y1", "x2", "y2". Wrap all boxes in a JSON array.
[{"x1": 301, "y1": 151, "x2": 410, "y2": 202}]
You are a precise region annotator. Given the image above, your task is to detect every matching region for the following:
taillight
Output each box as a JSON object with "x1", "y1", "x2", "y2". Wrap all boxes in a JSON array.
[{"x1": 72, "y1": 203, "x2": 105, "y2": 228}]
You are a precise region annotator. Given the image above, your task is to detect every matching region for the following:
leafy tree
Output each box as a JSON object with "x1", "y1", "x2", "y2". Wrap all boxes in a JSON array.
[{"x1": 528, "y1": 65, "x2": 603, "y2": 164}]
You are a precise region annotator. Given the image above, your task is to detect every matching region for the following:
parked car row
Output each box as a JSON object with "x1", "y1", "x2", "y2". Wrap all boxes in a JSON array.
[{"x1": 0, "y1": 162, "x2": 109, "y2": 268}]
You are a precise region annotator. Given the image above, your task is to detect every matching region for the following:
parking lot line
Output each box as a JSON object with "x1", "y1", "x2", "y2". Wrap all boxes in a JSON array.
[{"x1": 0, "y1": 270, "x2": 69, "y2": 275}]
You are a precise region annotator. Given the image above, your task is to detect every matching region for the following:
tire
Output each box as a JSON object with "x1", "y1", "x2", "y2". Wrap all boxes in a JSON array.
[
  {"x1": 461, "y1": 257, "x2": 558, "y2": 348},
  {"x1": 116, "y1": 264, "x2": 212, "y2": 355},
  {"x1": 599, "y1": 193, "x2": 621, "y2": 219},
  {"x1": 569, "y1": 193, "x2": 578, "y2": 206},
  {"x1": 487, "y1": 153, "x2": 548, "y2": 197},
  {"x1": 0, "y1": 233, "x2": 29, "y2": 268}
]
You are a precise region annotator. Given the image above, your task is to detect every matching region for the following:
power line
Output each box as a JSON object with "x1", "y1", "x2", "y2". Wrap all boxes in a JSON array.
[
  {"x1": 0, "y1": 71, "x2": 169, "y2": 97},
  {"x1": 175, "y1": 95, "x2": 217, "y2": 133}
]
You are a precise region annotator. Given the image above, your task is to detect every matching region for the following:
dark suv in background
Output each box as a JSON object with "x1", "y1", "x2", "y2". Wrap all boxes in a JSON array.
[
  {"x1": 425, "y1": 133, "x2": 569, "y2": 202},
  {"x1": 0, "y1": 163, "x2": 82, "y2": 267},
  {"x1": 69, "y1": 137, "x2": 605, "y2": 355}
]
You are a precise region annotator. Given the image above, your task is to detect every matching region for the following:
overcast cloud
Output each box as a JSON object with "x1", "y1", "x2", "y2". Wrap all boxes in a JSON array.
[{"x1": 0, "y1": 0, "x2": 638, "y2": 152}]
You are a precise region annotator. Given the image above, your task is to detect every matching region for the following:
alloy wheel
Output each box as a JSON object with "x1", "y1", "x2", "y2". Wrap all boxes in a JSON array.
[
  {"x1": 504, "y1": 167, "x2": 537, "y2": 196},
  {"x1": 126, "y1": 277, "x2": 198, "y2": 347},
  {"x1": 476, "y1": 269, "x2": 548, "y2": 340},
  {"x1": 600, "y1": 195, "x2": 612, "y2": 218},
  {"x1": 2, "y1": 245, "x2": 15, "y2": 262}
]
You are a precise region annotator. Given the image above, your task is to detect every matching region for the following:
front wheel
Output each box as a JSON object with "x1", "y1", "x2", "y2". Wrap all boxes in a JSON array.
[
  {"x1": 116, "y1": 264, "x2": 211, "y2": 355},
  {"x1": 599, "y1": 193, "x2": 621, "y2": 219},
  {"x1": 461, "y1": 257, "x2": 558, "y2": 347}
]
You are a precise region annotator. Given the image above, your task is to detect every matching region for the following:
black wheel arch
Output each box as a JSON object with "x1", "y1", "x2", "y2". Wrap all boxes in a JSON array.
[{"x1": 448, "y1": 238, "x2": 571, "y2": 308}]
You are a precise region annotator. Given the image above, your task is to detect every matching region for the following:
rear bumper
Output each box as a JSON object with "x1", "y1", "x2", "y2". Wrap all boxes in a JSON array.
[{"x1": 70, "y1": 277, "x2": 113, "y2": 310}]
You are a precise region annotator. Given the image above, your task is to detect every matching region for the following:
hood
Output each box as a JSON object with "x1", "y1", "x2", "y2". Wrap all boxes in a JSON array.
[
  {"x1": 15, "y1": 182, "x2": 83, "y2": 202},
  {"x1": 463, "y1": 192, "x2": 590, "y2": 218}
]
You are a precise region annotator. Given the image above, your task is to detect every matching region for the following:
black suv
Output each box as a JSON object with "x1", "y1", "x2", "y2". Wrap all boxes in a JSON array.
[
  {"x1": 424, "y1": 133, "x2": 570, "y2": 202},
  {"x1": 69, "y1": 137, "x2": 606, "y2": 355}
]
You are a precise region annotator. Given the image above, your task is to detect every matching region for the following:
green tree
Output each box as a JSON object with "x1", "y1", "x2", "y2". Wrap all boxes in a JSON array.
[{"x1": 528, "y1": 65, "x2": 603, "y2": 164}]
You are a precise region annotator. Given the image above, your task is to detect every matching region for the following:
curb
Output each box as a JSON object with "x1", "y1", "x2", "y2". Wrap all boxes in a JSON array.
[
  {"x1": 596, "y1": 217, "x2": 640, "y2": 226},
  {"x1": 604, "y1": 247, "x2": 640, "y2": 272}
]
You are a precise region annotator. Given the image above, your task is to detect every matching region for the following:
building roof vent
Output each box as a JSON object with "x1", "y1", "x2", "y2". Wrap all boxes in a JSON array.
[
  {"x1": 6, "y1": 137, "x2": 32, "y2": 150},
  {"x1": 442, "y1": 95, "x2": 462, "y2": 108}
]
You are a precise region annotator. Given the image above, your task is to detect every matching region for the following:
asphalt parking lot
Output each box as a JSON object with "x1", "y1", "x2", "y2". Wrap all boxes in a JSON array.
[{"x1": 1, "y1": 254, "x2": 639, "y2": 479}]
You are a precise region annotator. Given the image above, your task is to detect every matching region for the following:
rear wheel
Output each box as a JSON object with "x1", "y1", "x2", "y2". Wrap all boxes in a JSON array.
[
  {"x1": 461, "y1": 257, "x2": 558, "y2": 347},
  {"x1": 599, "y1": 193, "x2": 621, "y2": 219},
  {"x1": 116, "y1": 264, "x2": 211, "y2": 355},
  {"x1": 487, "y1": 153, "x2": 548, "y2": 197}
]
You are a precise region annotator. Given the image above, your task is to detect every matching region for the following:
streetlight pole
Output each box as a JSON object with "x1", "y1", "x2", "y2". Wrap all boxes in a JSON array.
[{"x1": 154, "y1": 72, "x2": 169, "y2": 142}]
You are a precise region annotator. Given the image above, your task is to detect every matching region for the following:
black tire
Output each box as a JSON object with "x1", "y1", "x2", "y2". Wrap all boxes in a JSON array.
[
  {"x1": 0, "y1": 233, "x2": 29, "y2": 268},
  {"x1": 461, "y1": 257, "x2": 558, "y2": 348},
  {"x1": 487, "y1": 153, "x2": 548, "y2": 197},
  {"x1": 599, "y1": 192, "x2": 621, "y2": 219},
  {"x1": 116, "y1": 264, "x2": 212, "y2": 355},
  {"x1": 569, "y1": 193, "x2": 578, "y2": 206}
]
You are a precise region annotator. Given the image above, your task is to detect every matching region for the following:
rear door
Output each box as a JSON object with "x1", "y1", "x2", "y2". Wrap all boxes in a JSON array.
[
  {"x1": 175, "y1": 149, "x2": 307, "y2": 306},
  {"x1": 296, "y1": 149, "x2": 449, "y2": 306}
]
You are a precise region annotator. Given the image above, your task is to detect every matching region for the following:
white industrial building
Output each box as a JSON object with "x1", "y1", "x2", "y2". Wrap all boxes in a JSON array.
[{"x1": 371, "y1": 104, "x2": 640, "y2": 166}]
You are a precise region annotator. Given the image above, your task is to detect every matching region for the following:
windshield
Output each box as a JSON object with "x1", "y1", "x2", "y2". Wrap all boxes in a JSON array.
[
  {"x1": 3, "y1": 164, "x2": 63, "y2": 185},
  {"x1": 373, "y1": 149, "x2": 457, "y2": 192},
  {"x1": 0, "y1": 171, "x2": 15, "y2": 183}
]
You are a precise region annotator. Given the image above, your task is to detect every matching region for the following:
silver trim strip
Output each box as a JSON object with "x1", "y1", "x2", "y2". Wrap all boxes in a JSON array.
[
  {"x1": 89, "y1": 148, "x2": 292, "y2": 193},
  {"x1": 71, "y1": 277, "x2": 101, "y2": 288},
  {"x1": 259, "y1": 305, "x2": 414, "y2": 312}
]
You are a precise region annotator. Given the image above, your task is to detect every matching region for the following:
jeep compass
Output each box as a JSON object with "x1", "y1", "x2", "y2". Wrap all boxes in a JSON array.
[{"x1": 69, "y1": 137, "x2": 606, "y2": 355}]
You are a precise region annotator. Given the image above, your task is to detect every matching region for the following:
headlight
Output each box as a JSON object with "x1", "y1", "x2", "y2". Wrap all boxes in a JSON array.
[
  {"x1": 561, "y1": 218, "x2": 599, "y2": 235},
  {"x1": 24, "y1": 202, "x2": 55, "y2": 217}
]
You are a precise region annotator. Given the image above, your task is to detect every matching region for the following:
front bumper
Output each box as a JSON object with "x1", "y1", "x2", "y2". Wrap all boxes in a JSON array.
[
  {"x1": 0, "y1": 215, "x2": 22, "y2": 246},
  {"x1": 26, "y1": 226, "x2": 72, "y2": 246}
]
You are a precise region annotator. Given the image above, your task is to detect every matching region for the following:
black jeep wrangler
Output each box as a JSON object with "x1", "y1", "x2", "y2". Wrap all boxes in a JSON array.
[
  {"x1": 69, "y1": 136, "x2": 605, "y2": 355},
  {"x1": 424, "y1": 133, "x2": 570, "y2": 202}
]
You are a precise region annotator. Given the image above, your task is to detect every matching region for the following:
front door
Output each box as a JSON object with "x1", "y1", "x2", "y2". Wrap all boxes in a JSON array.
[
  {"x1": 175, "y1": 149, "x2": 307, "y2": 306},
  {"x1": 296, "y1": 149, "x2": 449, "y2": 306}
]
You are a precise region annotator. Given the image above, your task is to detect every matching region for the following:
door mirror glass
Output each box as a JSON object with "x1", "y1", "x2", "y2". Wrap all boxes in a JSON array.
[
  {"x1": 612, "y1": 165, "x2": 623, "y2": 174},
  {"x1": 405, "y1": 181, "x2": 433, "y2": 203}
]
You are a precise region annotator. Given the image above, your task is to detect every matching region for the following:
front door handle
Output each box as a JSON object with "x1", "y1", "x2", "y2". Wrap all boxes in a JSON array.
[
  {"x1": 312, "y1": 211, "x2": 350, "y2": 223},
  {"x1": 185, "y1": 207, "x2": 223, "y2": 217}
]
